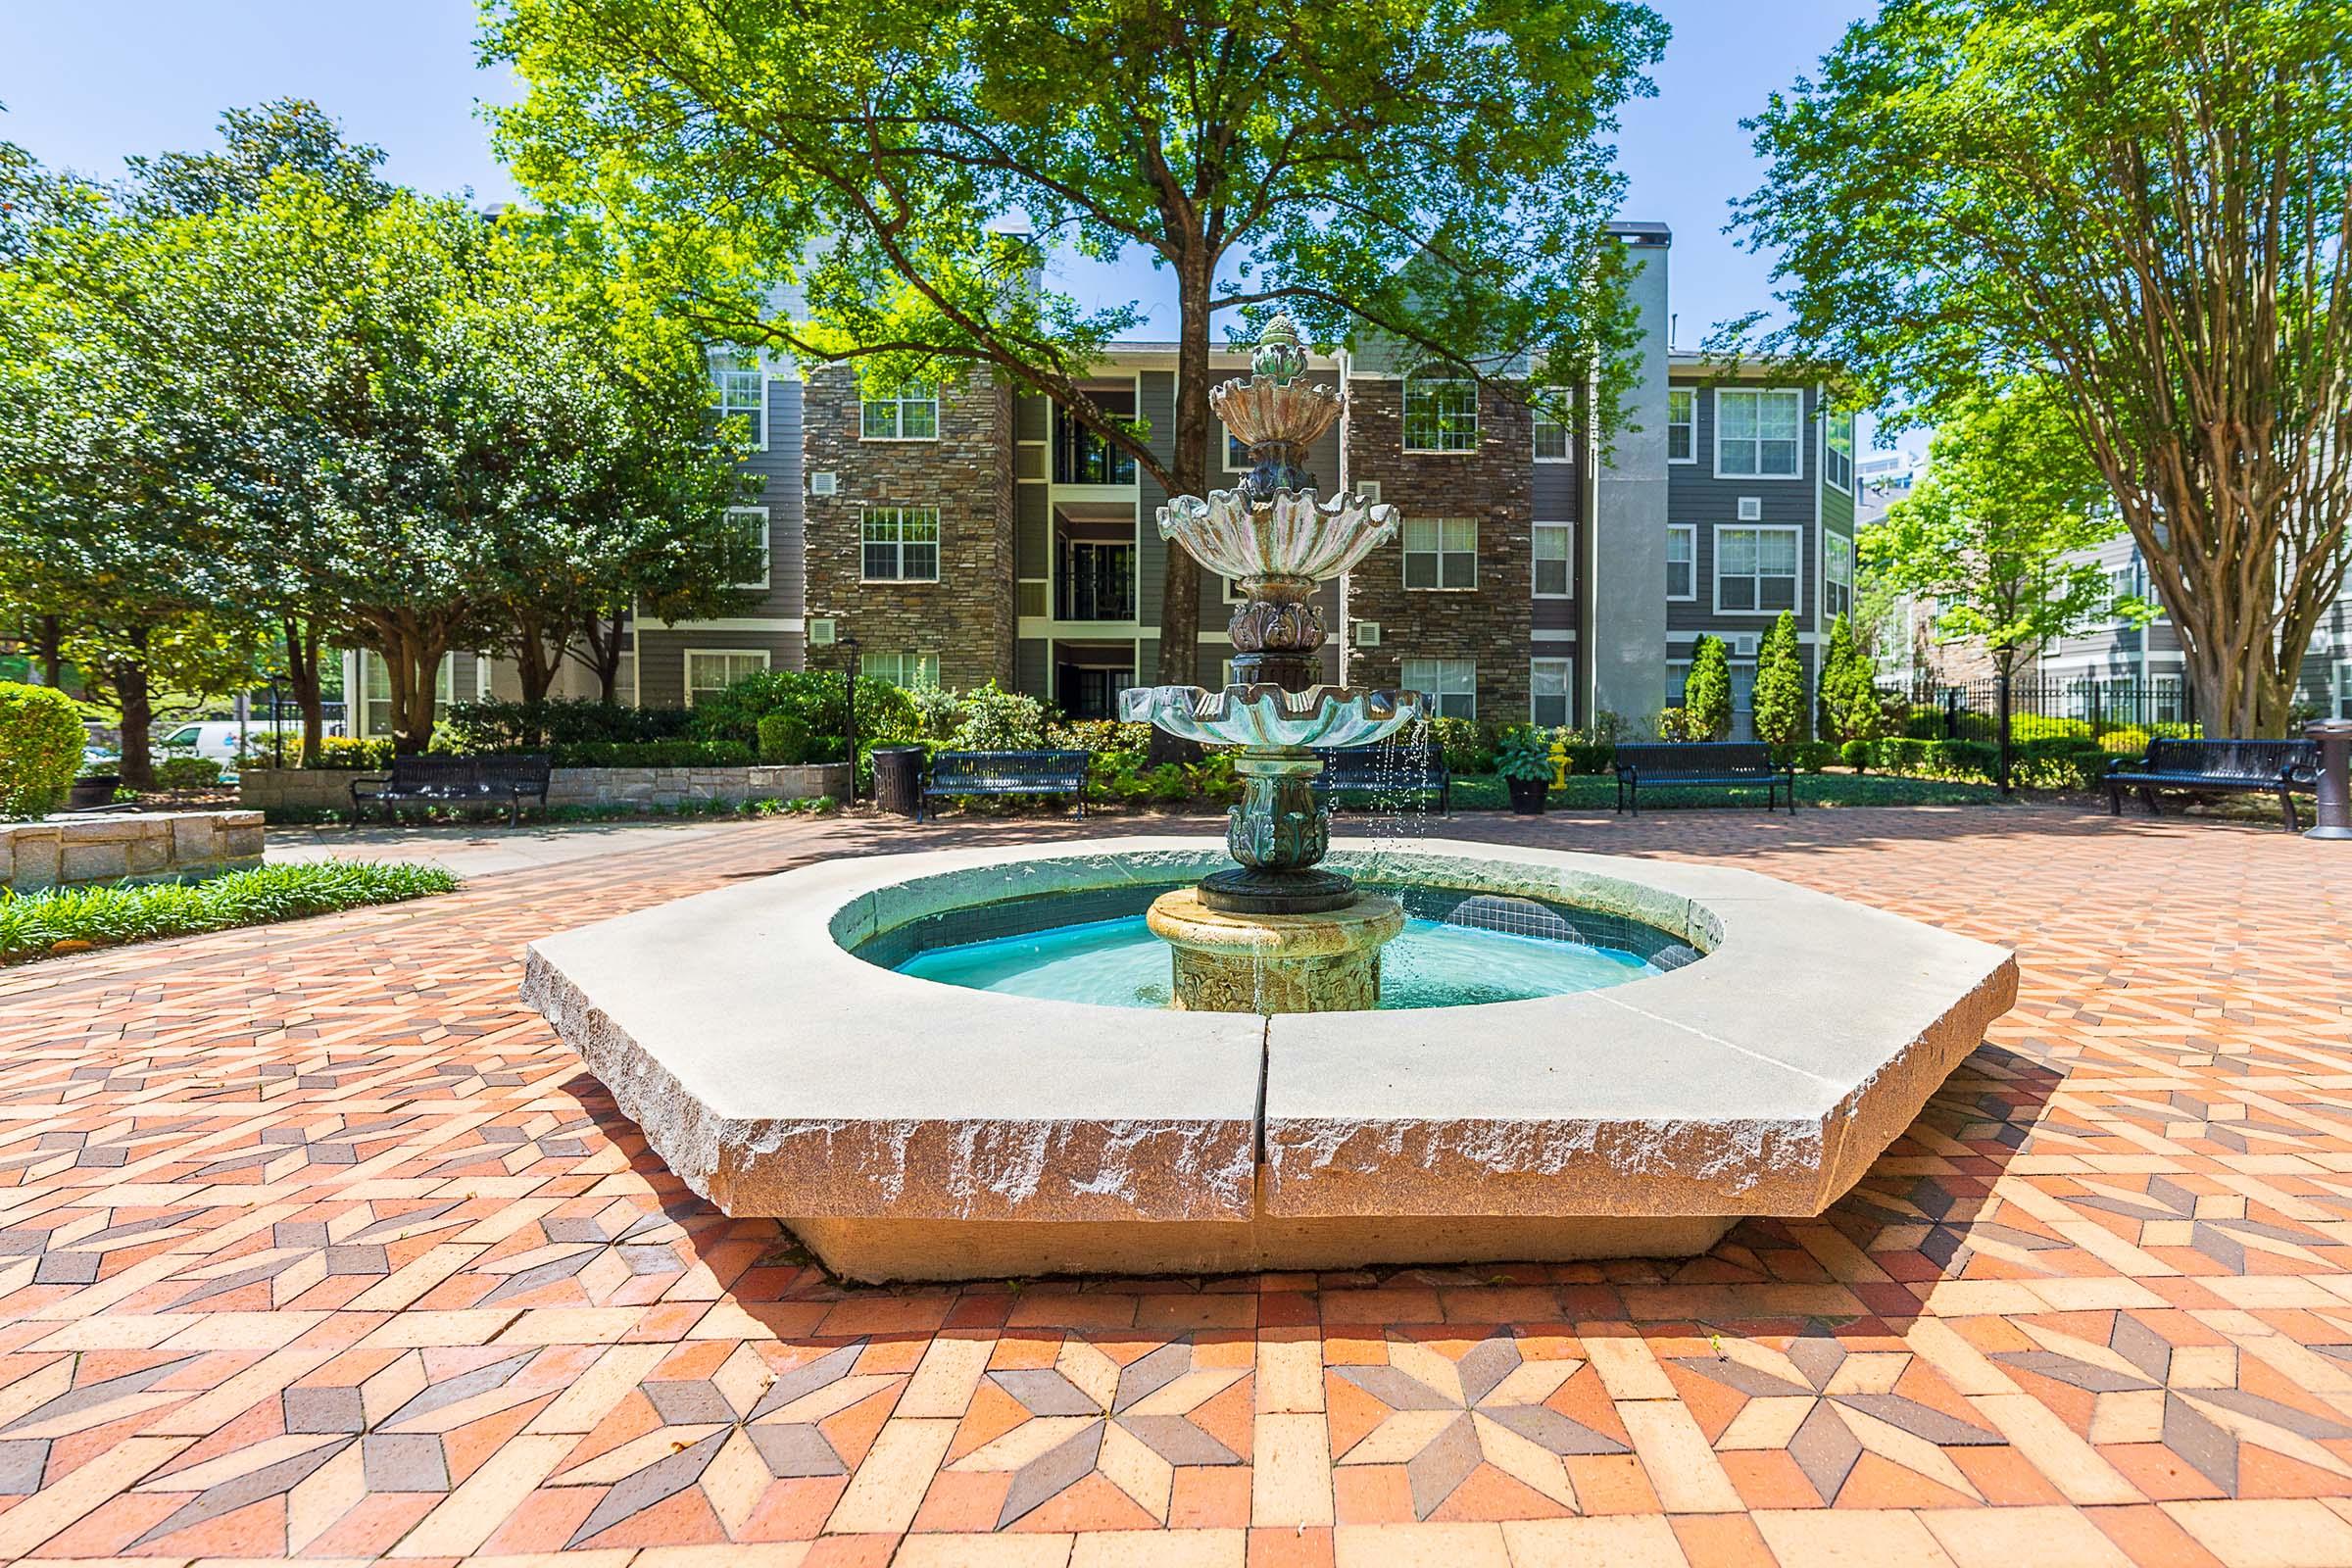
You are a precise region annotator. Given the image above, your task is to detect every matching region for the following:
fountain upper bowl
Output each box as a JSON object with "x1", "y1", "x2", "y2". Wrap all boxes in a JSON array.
[
  {"x1": 1157, "y1": 490, "x2": 1398, "y2": 584},
  {"x1": 1119, "y1": 683, "x2": 1424, "y2": 750}
]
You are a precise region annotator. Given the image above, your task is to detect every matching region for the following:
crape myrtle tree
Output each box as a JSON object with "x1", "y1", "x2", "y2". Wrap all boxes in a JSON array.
[
  {"x1": 0, "y1": 168, "x2": 271, "y2": 786},
  {"x1": 484, "y1": 0, "x2": 1666, "y2": 702},
  {"x1": 1866, "y1": 378, "x2": 2151, "y2": 685},
  {"x1": 1730, "y1": 0, "x2": 2352, "y2": 734}
]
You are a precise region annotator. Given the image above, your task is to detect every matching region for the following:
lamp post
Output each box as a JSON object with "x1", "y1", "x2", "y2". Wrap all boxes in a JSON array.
[{"x1": 839, "y1": 634, "x2": 859, "y2": 806}]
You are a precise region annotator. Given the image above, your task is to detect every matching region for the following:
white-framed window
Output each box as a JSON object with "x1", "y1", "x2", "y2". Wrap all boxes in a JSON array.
[
  {"x1": 1715, "y1": 524, "x2": 1801, "y2": 613},
  {"x1": 727, "y1": 506, "x2": 771, "y2": 590},
  {"x1": 1224, "y1": 424, "x2": 1250, "y2": 471},
  {"x1": 1403, "y1": 517, "x2": 1477, "y2": 590},
  {"x1": 1402, "y1": 374, "x2": 1479, "y2": 453},
  {"x1": 1401, "y1": 657, "x2": 1476, "y2": 719},
  {"x1": 708, "y1": 347, "x2": 765, "y2": 450},
  {"x1": 1532, "y1": 392, "x2": 1573, "y2": 462},
  {"x1": 360, "y1": 651, "x2": 454, "y2": 738},
  {"x1": 685, "y1": 648, "x2": 769, "y2": 707},
  {"x1": 2334, "y1": 660, "x2": 2352, "y2": 720},
  {"x1": 1666, "y1": 661, "x2": 1690, "y2": 709},
  {"x1": 861, "y1": 382, "x2": 939, "y2": 441},
  {"x1": 1824, "y1": 531, "x2": 1853, "y2": 621},
  {"x1": 1825, "y1": 409, "x2": 1854, "y2": 493},
  {"x1": 1715, "y1": 388, "x2": 1803, "y2": 478},
  {"x1": 861, "y1": 651, "x2": 939, "y2": 688},
  {"x1": 1666, "y1": 387, "x2": 1696, "y2": 465},
  {"x1": 1531, "y1": 658, "x2": 1574, "y2": 728},
  {"x1": 1666, "y1": 524, "x2": 1696, "y2": 602},
  {"x1": 861, "y1": 506, "x2": 941, "y2": 582},
  {"x1": 1533, "y1": 522, "x2": 1574, "y2": 598}
]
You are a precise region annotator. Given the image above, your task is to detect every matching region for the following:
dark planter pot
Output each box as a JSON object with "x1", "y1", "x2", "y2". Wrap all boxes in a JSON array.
[
  {"x1": 1505, "y1": 776, "x2": 1548, "y2": 815},
  {"x1": 68, "y1": 775, "x2": 120, "y2": 809}
]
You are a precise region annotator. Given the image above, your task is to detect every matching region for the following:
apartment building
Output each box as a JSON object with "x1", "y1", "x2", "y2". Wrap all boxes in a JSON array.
[{"x1": 348, "y1": 221, "x2": 1858, "y2": 741}]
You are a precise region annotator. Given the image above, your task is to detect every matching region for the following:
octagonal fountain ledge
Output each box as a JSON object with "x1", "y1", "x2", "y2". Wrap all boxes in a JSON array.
[{"x1": 521, "y1": 836, "x2": 2018, "y2": 1282}]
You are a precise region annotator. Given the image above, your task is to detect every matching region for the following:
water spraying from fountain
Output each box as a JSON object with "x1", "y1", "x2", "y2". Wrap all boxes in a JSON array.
[{"x1": 1119, "y1": 316, "x2": 1426, "y2": 1012}]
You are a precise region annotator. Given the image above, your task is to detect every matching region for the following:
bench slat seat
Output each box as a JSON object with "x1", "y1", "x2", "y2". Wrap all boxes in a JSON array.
[
  {"x1": 350, "y1": 755, "x2": 551, "y2": 825},
  {"x1": 1614, "y1": 742, "x2": 1794, "y2": 816},
  {"x1": 919, "y1": 750, "x2": 1090, "y2": 821},
  {"x1": 1310, "y1": 745, "x2": 1450, "y2": 814},
  {"x1": 2105, "y1": 738, "x2": 2317, "y2": 831}
]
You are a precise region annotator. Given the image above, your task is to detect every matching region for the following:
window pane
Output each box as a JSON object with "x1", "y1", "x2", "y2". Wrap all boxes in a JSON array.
[
  {"x1": 1403, "y1": 518, "x2": 1438, "y2": 554},
  {"x1": 1759, "y1": 394, "x2": 1800, "y2": 440},
  {"x1": 863, "y1": 542, "x2": 896, "y2": 578},
  {"x1": 1720, "y1": 530, "x2": 1757, "y2": 575},
  {"x1": 901, "y1": 397, "x2": 937, "y2": 438},
  {"x1": 1404, "y1": 553, "x2": 1439, "y2": 589},
  {"x1": 862, "y1": 403, "x2": 896, "y2": 439},
  {"x1": 1760, "y1": 575, "x2": 1795, "y2": 610},
  {"x1": 1761, "y1": 439, "x2": 1799, "y2": 475},
  {"x1": 1666, "y1": 527, "x2": 1692, "y2": 565},
  {"x1": 905, "y1": 511, "x2": 939, "y2": 543},
  {"x1": 1535, "y1": 557, "x2": 1570, "y2": 596},
  {"x1": 1722, "y1": 577, "x2": 1755, "y2": 611},
  {"x1": 1442, "y1": 552, "x2": 1477, "y2": 589},
  {"x1": 1666, "y1": 561, "x2": 1692, "y2": 599},
  {"x1": 1441, "y1": 518, "x2": 1476, "y2": 553},
  {"x1": 903, "y1": 542, "x2": 938, "y2": 580},
  {"x1": 1761, "y1": 530, "x2": 1798, "y2": 572},
  {"x1": 1719, "y1": 393, "x2": 1757, "y2": 441}
]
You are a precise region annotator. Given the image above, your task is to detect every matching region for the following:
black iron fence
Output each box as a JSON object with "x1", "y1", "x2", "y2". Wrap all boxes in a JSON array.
[{"x1": 1878, "y1": 675, "x2": 2197, "y2": 792}]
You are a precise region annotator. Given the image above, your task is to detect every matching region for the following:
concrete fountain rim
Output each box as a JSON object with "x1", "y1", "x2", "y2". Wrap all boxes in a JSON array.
[{"x1": 520, "y1": 835, "x2": 2018, "y2": 1244}]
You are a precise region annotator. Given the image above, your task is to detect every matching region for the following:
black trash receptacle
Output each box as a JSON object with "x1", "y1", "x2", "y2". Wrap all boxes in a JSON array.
[{"x1": 871, "y1": 746, "x2": 926, "y2": 818}]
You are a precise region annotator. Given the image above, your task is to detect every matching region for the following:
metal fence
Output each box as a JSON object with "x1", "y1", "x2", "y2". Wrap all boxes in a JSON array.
[{"x1": 1878, "y1": 675, "x2": 2197, "y2": 792}]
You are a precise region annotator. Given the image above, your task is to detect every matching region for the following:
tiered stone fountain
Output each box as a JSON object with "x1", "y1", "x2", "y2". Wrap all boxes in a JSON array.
[{"x1": 1120, "y1": 318, "x2": 1425, "y2": 1012}]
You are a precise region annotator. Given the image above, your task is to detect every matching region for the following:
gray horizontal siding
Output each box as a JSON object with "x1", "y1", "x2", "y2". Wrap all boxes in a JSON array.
[
  {"x1": 635, "y1": 628, "x2": 806, "y2": 710},
  {"x1": 1666, "y1": 381, "x2": 1821, "y2": 637}
]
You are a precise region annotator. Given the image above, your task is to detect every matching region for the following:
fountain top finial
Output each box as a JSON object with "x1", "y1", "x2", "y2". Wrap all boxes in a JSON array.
[{"x1": 1251, "y1": 314, "x2": 1308, "y2": 387}]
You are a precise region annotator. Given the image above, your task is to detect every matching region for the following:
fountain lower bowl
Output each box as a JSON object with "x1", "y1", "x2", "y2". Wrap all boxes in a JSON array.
[
  {"x1": 520, "y1": 836, "x2": 2019, "y2": 1281},
  {"x1": 1118, "y1": 682, "x2": 1422, "y2": 749}
]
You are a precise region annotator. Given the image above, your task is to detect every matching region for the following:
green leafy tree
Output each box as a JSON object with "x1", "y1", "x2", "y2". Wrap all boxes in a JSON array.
[
  {"x1": 1818, "y1": 613, "x2": 1882, "y2": 749},
  {"x1": 1864, "y1": 379, "x2": 2147, "y2": 684},
  {"x1": 1750, "y1": 611, "x2": 1806, "y2": 748},
  {"x1": 484, "y1": 0, "x2": 1665, "y2": 694},
  {"x1": 1730, "y1": 0, "x2": 2352, "y2": 734},
  {"x1": 1683, "y1": 635, "x2": 1733, "y2": 742}
]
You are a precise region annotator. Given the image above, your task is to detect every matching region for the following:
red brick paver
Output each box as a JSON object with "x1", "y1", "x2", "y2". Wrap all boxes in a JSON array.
[{"x1": 2, "y1": 806, "x2": 2349, "y2": 1566}]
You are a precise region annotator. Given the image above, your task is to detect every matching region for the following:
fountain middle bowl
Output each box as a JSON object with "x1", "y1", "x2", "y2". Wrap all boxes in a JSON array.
[{"x1": 1118, "y1": 682, "x2": 1423, "y2": 750}]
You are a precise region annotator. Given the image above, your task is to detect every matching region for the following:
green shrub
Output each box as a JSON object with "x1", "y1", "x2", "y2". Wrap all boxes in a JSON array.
[
  {"x1": 2011, "y1": 751, "x2": 2112, "y2": 792},
  {"x1": 2016, "y1": 733, "x2": 2103, "y2": 758},
  {"x1": 1048, "y1": 718, "x2": 1152, "y2": 761},
  {"x1": 1818, "y1": 614, "x2": 1882, "y2": 747},
  {"x1": 1788, "y1": 741, "x2": 1840, "y2": 773},
  {"x1": 2095, "y1": 724, "x2": 2153, "y2": 756},
  {"x1": 1429, "y1": 716, "x2": 1498, "y2": 774},
  {"x1": 2009, "y1": 713, "x2": 2091, "y2": 743},
  {"x1": 1839, "y1": 738, "x2": 1872, "y2": 770},
  {"x1": 1655, "y1": 706, "x2": 1711, "y2": 743},
  {"x1": 688, "y1": 668, "x2": 921, "y2": 758},
  {"x1": 152, "y1": 757, "x2": 224, "y2": 791},
  {"x1": 911, "y1": 684, "x2": 969, "y2": 741},
  {"x1": 1751, "y1": 612, "x2": 1807, "y2": 748},
  {"x1": 444, "y1": 699, "x2": 693, "y2": 753},
  {"x1": 0, "y1": 860, "x2": 458, "y2": 964},
  {"x1": 0, "y1": 682, "x2": 87, "y2": 817},
  {"x1": 950, "y1": 681, "x2": 1048, "y2": 752},
  {"x1": 1902, "y1": 706, "x2": 1946, "y2": 740},
  {"x1": 301, "y1": 736, "x2": 397, "y2": 770},
  {"x1": 757, "y1": 713, "x2": 813, "y2": 764},
  {"x1": 1558, "y1": 741, "x2": 1616, "y2": 775},
  {"x1": 1926, "y1": 739, "x2": 1999, "y2": 780},
  {"x1": 1684, "y1": 636, "x2": 1734, "y2": 741}
]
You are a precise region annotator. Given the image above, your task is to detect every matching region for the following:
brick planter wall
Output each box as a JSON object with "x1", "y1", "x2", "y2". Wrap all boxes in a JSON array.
[
  {"x1": 1, "y1": 810, "x2": 264, "y2": 892},
  {"x1": 240, "y1": 765, "x2": 851, "y2": 815}
]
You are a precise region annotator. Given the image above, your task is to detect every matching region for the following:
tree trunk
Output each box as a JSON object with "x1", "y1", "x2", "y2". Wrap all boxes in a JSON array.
[
  {"x1": 372, "y1": 620, "x2": 452, "y2": 756},
  {"x1": 112, "y1": 638, "x2": 155, "y2": 791},
  {"x1": 281, "y1": 616, "x2": 325, "y2": 761},
  {"x1": 1146, "y1": 247, "x2": 1216, "y2": 765},
  {"x1": 572, "y1": 607, "x2": 627, "y2": 705},
  {"x1": 512, "y1": 612, "x2": 567, "y2": 716},
  {"x1": 34, "y1": 616, "x2": 64, "y2": 689}
]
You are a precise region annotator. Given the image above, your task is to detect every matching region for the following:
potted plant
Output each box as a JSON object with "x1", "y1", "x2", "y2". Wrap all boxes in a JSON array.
[
  {"x1": 1494, "y1": 726, "x2": 1556, "y2": 814},
  {"x1": 69, "y1": 754, "x2": 122, "y2": 810}
]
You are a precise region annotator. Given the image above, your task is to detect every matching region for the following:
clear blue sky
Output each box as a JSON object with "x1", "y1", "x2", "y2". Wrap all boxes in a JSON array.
[{"x1": 1, "y1": 0, "x2": 1907, "y2": 446}]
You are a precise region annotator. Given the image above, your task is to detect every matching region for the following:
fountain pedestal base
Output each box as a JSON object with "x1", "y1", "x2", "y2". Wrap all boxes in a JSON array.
[{"x1": 1147, "y1": 887, "x2": 1404, "y2": 1013}]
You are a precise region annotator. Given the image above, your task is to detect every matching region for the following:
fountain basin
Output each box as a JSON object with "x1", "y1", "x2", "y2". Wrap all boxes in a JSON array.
[
  {"x1": 521, "y1": 836, "x2": 2018, "y2": 1282},
  {"x1": 1118, "y1": 683, "x2": 1422, "y2": 749}
]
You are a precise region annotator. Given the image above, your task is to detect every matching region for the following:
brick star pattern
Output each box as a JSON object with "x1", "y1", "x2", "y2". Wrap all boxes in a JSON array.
[{"x1": 0, "y1": 807, "x2": 2349, "y2": 1566}]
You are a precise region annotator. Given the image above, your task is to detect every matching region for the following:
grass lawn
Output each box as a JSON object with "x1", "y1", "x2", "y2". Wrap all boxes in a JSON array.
[
  {"x1": 0, "y1": 860, "x2": 459, "y2": 964},
  {"x1": 1443, "y1": 771, "x2": 2006, "y2": 811}
]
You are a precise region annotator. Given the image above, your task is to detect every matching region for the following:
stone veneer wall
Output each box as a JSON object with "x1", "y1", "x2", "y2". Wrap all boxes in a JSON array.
[
  {"x1": 804, "y1": 366, "x2": 1015, "y2": 691},
  {"x1": 1, "y1": 810, "x2": 264, "y2": 892},
  {"x1": 1344, "y1": 379, "x2": 1535, "y2": 722},
  {"x1": 241, "y1": 765, "x2": 851, "y2": 813}
]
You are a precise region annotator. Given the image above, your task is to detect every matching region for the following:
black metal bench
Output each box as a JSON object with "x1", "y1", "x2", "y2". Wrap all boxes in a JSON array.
[
  {"x1": 918, "y1": 750, "x2": 1090, "y2": 821},
  {"x1": 1312, "y1": 745, "x2": 1451, "y2": 813},
  {"x1": 2105, "y1": 737, "x2": 2318, "y2": 831},
  {"x1": 349, "y1": 755, "x2": 552, "y2": 825},
  {"x1": 1615, "y1": 742, "x2": 1794, "y2": 815}
]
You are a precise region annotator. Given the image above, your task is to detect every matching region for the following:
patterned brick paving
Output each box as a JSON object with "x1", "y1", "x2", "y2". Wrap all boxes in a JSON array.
[{"x1": 1, "y1": 806, "x2": 2349, "y2": 1567}]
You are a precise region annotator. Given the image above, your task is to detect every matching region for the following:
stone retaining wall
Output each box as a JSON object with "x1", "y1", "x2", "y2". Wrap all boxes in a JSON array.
[
  {"x1": 240, "y1": 764, "x2": 852, "y2": 814},
  {"x1": 1, "y1": 810, "x2": 265, "y2": 892}
]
